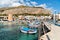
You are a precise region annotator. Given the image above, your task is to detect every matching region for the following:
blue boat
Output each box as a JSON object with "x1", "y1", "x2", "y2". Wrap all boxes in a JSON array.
[
  {"x1": 55, "y1": 23, "x2": 60, "y2": 26},
  {"x1": 20, "y1": 26, "x2": 37, "y2": 34}
]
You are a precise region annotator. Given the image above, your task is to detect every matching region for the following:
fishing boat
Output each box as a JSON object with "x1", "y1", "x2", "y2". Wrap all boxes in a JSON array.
[{"x1": 20, "y1": 27, "x2": 37, "y2": 34}]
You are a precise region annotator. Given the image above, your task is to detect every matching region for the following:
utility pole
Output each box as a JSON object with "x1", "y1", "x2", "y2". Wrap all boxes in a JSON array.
[{"x1": 53, "y1": 10, "x2": 56, "y2": 24}]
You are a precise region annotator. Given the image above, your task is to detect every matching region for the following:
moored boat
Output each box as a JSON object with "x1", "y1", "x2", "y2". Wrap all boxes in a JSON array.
[{"x1": 20, "y1": 27, "x2": 37, "y2": 34}]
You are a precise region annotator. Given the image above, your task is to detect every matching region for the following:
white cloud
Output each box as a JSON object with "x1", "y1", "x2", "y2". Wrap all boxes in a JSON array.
[
  {"x1": 30, "y1": 1, "x2": 38, "y2": 6},
  {"x1": 0, "y1": 0, "x2": 11, "y2": 5},
  {"x1": 31, "y1": 1, "x2": 37, "y2": 5},
  {"x1": 11, "y1": 3, "x2": 22, "y2": 7},
  {"x1": 0, "y1": 0, "x2": 39, "y2": 7},
  {"x1": 35, "y1": 3, "x2": 55, "y2": 13},
  {"x1": 0, "y1": 0, "x2": 25, "y2": 7},
  {"x1": 48, "y1": 8, "x2": 56, "y2": 13},
  {"x1": 26, "y1": 2, "x2": 32, "y2": 6},
  {"x1": 36, "y1": 3, "x2": 47, "y2": 8}
]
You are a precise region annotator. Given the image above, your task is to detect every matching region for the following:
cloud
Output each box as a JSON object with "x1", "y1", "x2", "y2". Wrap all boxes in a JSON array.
[
  {"x1": 37, "y1": 3, "x2": 54, "y2": 10},
  {"x1": 0, "y1": 0, "x2": 25, "y2": 7},
  {"x1": 0, "y1": 0, "x2": 38, "y2": 7},
  {"x1": 35, "y1": 3, "x2": 55, "y2": 13},
  {"x1": 36, "y1": 3, "x2": 47, "y2": 8},
  {"x1": 11, "y1": 3, "x2": 22, "y2": 7},
  {"x1": 26, "y1": 2, "x2": 32, "y2": 6},
  {"x1": 31, "y1": 2, "x2": 38, "y2": 5},
  {"x1": 30, "y1": 1, "x2": 38, "y2": 6}
]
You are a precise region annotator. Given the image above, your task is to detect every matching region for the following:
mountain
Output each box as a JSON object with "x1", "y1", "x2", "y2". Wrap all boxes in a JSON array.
[{"x1": 0, "y1": 5, "x2": 51, "y2": 16}]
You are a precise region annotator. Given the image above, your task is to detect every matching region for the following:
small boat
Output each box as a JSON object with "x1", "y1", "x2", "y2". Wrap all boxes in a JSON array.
[
  {"x1": 55, "y1": 23, "x2": 60, "y2": 26},
  {"x1": 20, "y1": 27, "x2": 37, "y2": 34}
]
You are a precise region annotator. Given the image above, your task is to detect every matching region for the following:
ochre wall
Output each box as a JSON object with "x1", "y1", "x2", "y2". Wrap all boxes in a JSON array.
[{"x1": 8, "y1": 14, "x2": 13, "y2": 21}]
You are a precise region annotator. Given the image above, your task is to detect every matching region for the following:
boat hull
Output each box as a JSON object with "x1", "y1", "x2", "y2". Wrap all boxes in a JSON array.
[{"x1": 21, "y1": 29, "x2": 37, "y2": 34}]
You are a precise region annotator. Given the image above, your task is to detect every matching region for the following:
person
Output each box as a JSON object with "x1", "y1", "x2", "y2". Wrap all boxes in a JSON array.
[
  {"x1": 41, "y1": 22, "x2": 44, "y2": 28},
  {"x1": 39, "y1": 22, "x2": 44, "y2": 36}
]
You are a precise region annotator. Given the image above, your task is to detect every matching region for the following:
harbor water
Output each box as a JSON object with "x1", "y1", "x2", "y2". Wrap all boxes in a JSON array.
[{"x1": 0, "y1": 22, "x2": 38, "y2": 40}]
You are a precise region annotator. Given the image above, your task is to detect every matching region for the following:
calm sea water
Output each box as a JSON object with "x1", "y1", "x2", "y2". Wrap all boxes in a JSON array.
[{"x1": 0, "y1": 23, "x2": 38, "y2": 40}]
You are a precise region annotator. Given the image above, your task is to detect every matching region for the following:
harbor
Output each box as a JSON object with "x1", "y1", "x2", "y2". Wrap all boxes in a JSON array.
[{"x1": 0, "y1": 0, "x2": 60, "y2": 40}]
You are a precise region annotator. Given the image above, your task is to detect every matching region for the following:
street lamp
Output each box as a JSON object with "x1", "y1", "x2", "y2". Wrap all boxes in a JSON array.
[{"x1": 53, "y1": 10, "x2": 56, "y2": 24}]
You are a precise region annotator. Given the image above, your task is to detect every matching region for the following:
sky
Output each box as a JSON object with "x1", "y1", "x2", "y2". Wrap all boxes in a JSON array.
[{"x1": 0, "y1": 0, "x2": 60, "y2": 13}]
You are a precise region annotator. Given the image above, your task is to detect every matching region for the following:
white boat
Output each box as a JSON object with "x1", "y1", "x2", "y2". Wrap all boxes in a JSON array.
[{"x1": 20, "y1": 27, "x2": 37, "y2": 34}]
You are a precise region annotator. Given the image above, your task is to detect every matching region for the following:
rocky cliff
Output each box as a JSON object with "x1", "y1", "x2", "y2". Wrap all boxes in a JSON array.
[{"x1": 0, "y1": 6, "x2": 51, "y2": 15}]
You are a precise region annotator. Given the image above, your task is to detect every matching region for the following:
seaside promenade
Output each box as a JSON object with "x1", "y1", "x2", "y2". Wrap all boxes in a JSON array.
[{"x1": 39, "y1": 21, "x2": 60, "y2": 40}]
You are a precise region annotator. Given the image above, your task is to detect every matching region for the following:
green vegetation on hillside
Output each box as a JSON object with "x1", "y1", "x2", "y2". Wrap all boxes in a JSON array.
[
  {"x1": 0, "y1": 13, "x2": 50, "y2": 17},
  {"x1": 13, "y1": 13, "x2": 50, "y2": 17},
  {"x1": 0, "y1": 14, "x2": 7, "y2": 16}
]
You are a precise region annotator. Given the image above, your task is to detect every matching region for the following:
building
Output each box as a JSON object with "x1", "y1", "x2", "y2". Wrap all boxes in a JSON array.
[
  {"x1": 58, "y1": 14, "x2": 60, "y2": 19},
  {"x1": 0, "y1": 6, "x2": 52, "y2": 21}
]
